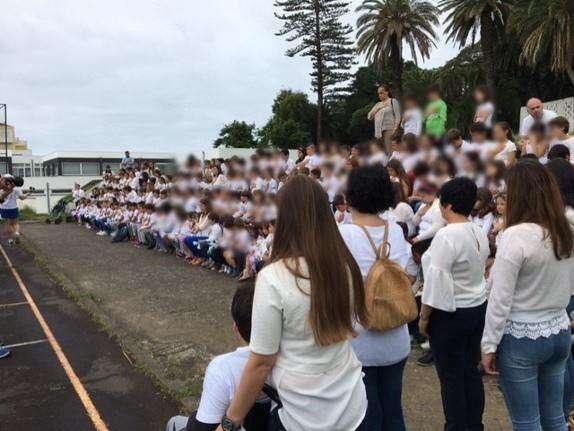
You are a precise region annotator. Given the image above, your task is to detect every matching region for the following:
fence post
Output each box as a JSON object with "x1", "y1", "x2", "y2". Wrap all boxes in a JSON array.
[{"x1": 46, "y1": 182, "x2": 51, "y2": 213}]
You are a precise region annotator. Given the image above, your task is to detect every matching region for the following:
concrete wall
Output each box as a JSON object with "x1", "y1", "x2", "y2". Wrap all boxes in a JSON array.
[{"x1": 19, "y1": 176, "x2": 101, "y2": 214}]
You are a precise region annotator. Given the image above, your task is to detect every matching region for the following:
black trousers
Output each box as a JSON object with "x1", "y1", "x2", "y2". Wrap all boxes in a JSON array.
[{"x1": 429, "y1": 302, "x2": 487, "y2": 431}]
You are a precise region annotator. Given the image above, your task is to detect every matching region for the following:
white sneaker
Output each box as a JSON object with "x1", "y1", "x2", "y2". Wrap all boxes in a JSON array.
[{"x1": 96, "y1": 231, "x2": 107, "y2": 236}]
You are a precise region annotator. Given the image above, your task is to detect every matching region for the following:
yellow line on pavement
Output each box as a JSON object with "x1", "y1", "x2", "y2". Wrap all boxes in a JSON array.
[{"x1": 0, "y1": 244, "x2": 109, "y2": 431}]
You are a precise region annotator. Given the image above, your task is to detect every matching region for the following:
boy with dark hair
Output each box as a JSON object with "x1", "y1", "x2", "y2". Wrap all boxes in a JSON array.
[
  {"x1": 549, "y1": 116, "x2": 574, "y2": 163},
  {"x1": 548, "y1": 144, "x2": 571, "y2": 163},
  {"x1": 166, "y1": 283, "x2": 269, "y2": 431}
]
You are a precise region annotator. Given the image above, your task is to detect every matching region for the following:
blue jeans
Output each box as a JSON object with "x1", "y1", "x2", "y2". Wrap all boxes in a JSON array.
[
  {"x1": 357, "y1": 359, "x2": 407, "y2": 431},
  {"x1": 498, "y1": 330, "x2": 571, "y2": 431}
]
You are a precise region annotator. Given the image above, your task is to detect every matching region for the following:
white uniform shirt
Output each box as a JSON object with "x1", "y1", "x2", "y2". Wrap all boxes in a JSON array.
[
  {"x1": 251, "y1": 259, "x2": 367, "y2": 431},
  {"x1": 422, "y1": 223, "x2": 489, "y2": 312},
  {"x1": 195, "y1": 347, "x2": 266, "y2": 425}
]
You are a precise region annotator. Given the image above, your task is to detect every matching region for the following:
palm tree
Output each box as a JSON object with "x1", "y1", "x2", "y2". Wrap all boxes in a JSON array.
[
  {"x1": 510, "y1": 0, "x2": 574, "y2": 86},
  {"x1": 440, "y1": 0, "x2": 513, "y2": 102},
  {"x1": 356, "y1": 0, "x2": 440, "y2": 97}
]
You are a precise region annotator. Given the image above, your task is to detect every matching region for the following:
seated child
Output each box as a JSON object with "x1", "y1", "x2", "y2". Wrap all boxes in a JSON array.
[{"x1": 165, "y1": 283, "x2": 270, "y2": 431}]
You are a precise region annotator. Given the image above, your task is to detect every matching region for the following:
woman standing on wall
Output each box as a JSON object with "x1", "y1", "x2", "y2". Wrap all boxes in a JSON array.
[{"x1": 368, "y1": 85, "x2": 401, "y2": 154}]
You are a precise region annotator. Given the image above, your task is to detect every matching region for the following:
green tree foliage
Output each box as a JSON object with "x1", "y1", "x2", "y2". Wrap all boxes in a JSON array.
[
  {"x1": 274, "y1": 0, "x2": 356, "y2": 139},
  {"x1": 356, "y1": 0, "x2": 440, "y2": 97},
  {"x1": 440, "y1": 0, "x2": 513, "y2": 104},
  {"x1": 213, "y1": 121, "x2": 258, "y2": 148},
  {"x1": 259, "y1": 90, "x2": 316, "y2": 149},
  {"x1": 510, "y1": 0, "x2": 574, "y2": 86}
]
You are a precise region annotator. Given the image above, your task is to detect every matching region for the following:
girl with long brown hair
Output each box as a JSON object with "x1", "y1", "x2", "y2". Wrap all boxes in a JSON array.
[
  {"x1": 482, "y1": 160, "x2": 574, "y2": 430},
  {"x1": 218, "y1": 175, "x2": 368, "y2": 431}
]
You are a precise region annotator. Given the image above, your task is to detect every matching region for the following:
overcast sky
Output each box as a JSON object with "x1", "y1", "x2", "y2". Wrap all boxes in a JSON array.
[{"x1": 0, "y1": 0, "x2": 458, "y2": 156}]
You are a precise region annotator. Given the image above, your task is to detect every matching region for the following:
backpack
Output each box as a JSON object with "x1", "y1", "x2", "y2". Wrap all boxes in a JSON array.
[{"x1": 355, "y1": 222, "x2": 418, "y2": 332}]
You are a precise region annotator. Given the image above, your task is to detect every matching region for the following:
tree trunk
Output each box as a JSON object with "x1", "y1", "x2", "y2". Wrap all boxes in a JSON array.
[
  {"x1": 567, "y1": 64, "x2": 574, "y2": 88},
  {"x1": 314, "y1": 0, "x2": 323, "y2": 142},
  {"x1": 389, "y1": 35, "x2": 403, "y2": 99},
  {"x1": 480, "y1": 13, "x2": 497, "y2": 108}
]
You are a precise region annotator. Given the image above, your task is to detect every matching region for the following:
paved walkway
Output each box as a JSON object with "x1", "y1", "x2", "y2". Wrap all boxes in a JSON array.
[
  {"x1": 0, "y1": 237, "x2": 179, "y2": 430},
  {"x1": 17, "y1": 222, "x2": 511, "y2": 430}
]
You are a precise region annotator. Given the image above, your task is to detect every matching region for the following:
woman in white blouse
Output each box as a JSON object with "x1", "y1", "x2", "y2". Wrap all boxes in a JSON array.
[
  {"x1": 219, "y1": 175, "x2": 368, "y2": 431},
  {"x1": 419, "y1": 177, "x2": 490, "y2": 430},
  {"x1": 482, "y1": 161, "x2": 574, "y2": 430}
]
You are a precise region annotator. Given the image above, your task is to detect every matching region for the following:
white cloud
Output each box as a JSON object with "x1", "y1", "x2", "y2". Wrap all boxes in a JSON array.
[{"x1": 0, "y1": 0, "x2": 457, "y2": 155}]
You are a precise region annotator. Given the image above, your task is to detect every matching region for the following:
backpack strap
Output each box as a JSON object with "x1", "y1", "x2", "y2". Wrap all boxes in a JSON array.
[{"x1": 354, "y1": 221, "x2": 390, "y2": 260}]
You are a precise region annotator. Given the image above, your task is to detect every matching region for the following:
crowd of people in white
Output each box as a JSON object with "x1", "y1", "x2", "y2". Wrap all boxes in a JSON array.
[{"x1": 69, "y1": 86, "x2": 574, "y2": 431}]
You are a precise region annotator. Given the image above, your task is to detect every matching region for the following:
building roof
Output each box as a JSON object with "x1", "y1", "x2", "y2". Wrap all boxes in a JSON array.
[{"x1": 40, "y1": 150, "x2": 176, "y2": 162}]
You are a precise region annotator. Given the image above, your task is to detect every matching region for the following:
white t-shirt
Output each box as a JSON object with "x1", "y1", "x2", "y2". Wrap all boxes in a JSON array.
[
  {"x1": 304, "y1": 154, "x2": 322, "y2": 169},
  {"x1": 402, "y1": 107, "x2": 423, "y2": 136},
  {"x1": 196, "y1": 347, "x2": 267, "y2": 425},
  {"x1": 422, "y1": 223, "x2": 489, "y2": 312},
  {"x1": 334, "y1": 209, "x2": 353, "y2": 225},
  {"x1": 1, "y1": 187, "x2": 22, "y2": 210},
  {"x1": 251, "y1": 259, "x2": 367, "y2": 431},
  {"x1": 520, "y1": 109, "x2": 558, "y2": 136},
  {"x1": 493, "y1": 140, "x2": 517, "y2": 165},
  {"x1": 393, "y1": 202, "x2": 415, "y2": 236},
  {"x1": 475, "y1": 101, "x2": 494, "y2": 128},
  {"x1": 339, "y1": 220, "x2": 414, "y2": 367}
]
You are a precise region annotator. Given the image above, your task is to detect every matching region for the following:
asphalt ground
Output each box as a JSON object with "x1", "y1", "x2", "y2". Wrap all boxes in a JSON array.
[{"x1": 0, "y1": 239, "x2": 179, "y2": 431}]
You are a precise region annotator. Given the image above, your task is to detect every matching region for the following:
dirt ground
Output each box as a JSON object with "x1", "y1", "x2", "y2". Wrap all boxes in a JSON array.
[{"x1": 21, "y1": 222, "x2": 512, "y2": 430}]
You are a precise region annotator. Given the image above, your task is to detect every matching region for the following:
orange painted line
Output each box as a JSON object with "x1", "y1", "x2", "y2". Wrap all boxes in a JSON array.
[{"x1": 0, "y1": 244, "x2": 109, "y2": 431}]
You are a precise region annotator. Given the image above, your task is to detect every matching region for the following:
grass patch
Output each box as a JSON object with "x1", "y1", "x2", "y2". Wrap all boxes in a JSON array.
[{"x1": 19, "y1": 206, "x2": 48, "y2": 222}]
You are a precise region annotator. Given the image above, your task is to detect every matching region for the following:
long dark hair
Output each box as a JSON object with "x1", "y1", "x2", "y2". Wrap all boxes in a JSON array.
[
  {"x1": 506, "y1": 160, "x2": 573, "y2": 259},
  {"x1": 271, "y1": 175, "x2": 368, "y2": 346}
]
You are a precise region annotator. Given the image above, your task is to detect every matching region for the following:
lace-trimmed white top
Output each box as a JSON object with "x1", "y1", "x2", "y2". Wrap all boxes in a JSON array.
[{"x1": 482, "y1": 223, "x2": 574, "y2": 354}]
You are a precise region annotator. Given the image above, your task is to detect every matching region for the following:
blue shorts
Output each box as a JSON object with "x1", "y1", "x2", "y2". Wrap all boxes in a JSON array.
[{"x1": 0, "y1": 208, "x2": 19, "y2": 220}]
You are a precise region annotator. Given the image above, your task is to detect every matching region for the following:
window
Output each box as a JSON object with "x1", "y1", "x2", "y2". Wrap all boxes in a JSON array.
[
  {"x1": 13, "y1": 163, "x2": 33, "y2": 177},
  {"x1": 82, "y1": 162, "x2": 100, "y2": 176},
  {"x1": 62, "y1": 161, "x2": 101, "y2": 176},
  {"x1": 62, "y1": 162, "x2": 81, "y2": 176},
  {"x1": 13, "y1": 163, "x2": 26, "y2": 177},
  {"x1": 0, "y1": 162, "x2": 7, "y2": 174},
  {"x1": 34, "y1": 165, "x2": 43, "y2": 177}
]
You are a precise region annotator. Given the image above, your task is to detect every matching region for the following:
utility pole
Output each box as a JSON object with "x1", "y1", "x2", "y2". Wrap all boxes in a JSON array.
[{"x1": 0, "y1": 104, "x2": 9, "y2": 174}]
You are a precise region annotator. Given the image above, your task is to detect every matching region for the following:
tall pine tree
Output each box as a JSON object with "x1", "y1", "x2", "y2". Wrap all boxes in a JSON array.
[{"x1": 274, "y1": 0, "x2": 355, "y2": 140}]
